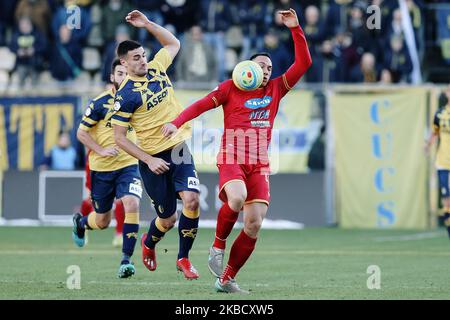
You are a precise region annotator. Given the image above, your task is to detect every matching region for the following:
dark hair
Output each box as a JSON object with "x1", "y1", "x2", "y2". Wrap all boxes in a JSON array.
[
  {"x1": 111, "y1": 58, "x2": 122, "y2": 74},
  {"x1": 117, "y1": 40, "x2": 142, "y2": 58},
  {"x1": 249, "y1": 52, "x2": 272, "y2": 61}
]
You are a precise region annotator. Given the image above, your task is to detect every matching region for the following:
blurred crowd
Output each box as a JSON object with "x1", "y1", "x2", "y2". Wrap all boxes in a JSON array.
[{"x1": 0, "y1": 0, "x2": 448, "y2": 88}]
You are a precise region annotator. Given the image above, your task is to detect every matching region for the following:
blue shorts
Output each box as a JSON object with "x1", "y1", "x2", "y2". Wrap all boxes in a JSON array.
[
  {"x1": 139, "y1": 143, "x2": 200, "y2": 219},
  {"x1": 91, "y1": 164, "x2": 142, "y2": 213},
  {"x1": 438, "y1": 170, "x2": 450, "y2": 198}
]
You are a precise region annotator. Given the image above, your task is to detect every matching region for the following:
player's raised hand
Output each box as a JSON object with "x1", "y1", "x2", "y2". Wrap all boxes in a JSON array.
[
  {"x1": 99, "y1": 146, "x2": 119, "y2": 157},
  {"x1": 161, "y1": 123, "x2": 178, "y2": 138},
  {"x1": 145, "y1": 156, "x2": 170, "y2": 175},
  {"x1": 125, "y1": 10, "x2": 151, "y2": 28},
  {"x1": 278, "y1": 8, "x2": 299, "y2": 28}
]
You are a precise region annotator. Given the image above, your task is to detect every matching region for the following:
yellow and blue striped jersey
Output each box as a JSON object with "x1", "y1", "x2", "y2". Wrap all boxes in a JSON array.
[
  {"x1": 433, "y1": 105, "x2": 450, "y2": 169},
  {"x1": 79, "y1": 88, "x2": 137, "y2": 172},
  {"x1": 111, "y1": 48, "x2": 191, "y2": 155}
]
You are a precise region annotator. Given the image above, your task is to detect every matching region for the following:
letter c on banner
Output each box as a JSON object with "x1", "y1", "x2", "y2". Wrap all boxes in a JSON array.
[
  {"x1": 374, "y1": 167, "x2": 395, "y2": 193},
  {"x1": 370, "y1": 100, "x2": 390, "y2": 125}
]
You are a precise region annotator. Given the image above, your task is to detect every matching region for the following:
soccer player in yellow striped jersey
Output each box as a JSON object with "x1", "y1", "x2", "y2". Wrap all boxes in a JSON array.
[
  {"x1": 426, "y1": 84, "x2": 450, "y2": 238},
  {"x1": 72, "y1": 59, "x2": 143, "y2": 279},
  {"x1": 112, "y1": 10, "x2": 200, "y2": 280}
]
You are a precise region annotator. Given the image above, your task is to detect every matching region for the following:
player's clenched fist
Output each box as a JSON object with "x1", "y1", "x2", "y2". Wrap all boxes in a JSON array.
[
  {"x1": 144, "y1": 155, "x2": 170, "y2": 175},
  {"x1": 161, "y1": 123, "x2": 178, "y2": 138}
]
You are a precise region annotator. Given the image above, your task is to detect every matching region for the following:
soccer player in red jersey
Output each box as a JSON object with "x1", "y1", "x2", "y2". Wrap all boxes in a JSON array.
[{"x1": 162, "y1": 8, "x2": 311, "y2": 293}]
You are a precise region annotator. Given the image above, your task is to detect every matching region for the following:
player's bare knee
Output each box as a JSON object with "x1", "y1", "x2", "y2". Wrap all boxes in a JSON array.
[
  {"x1": 244, "y1": 220, "x2": 262, "y2": 237},
  {"x1": 181, "y1": 193, "x2": 199, "y2": 212},
  {"x1": 97, "y1": 218, "x2": 111, "y2": 230},
  {"x1": 160, "y1": 214, "x2": 177, "y2": 230},
  {"x1": 122, "y1": 196, "x2": 139, "y2": 213},
  {"x1": 228, "y1": 194, "x2": 246, "y2": 212}
]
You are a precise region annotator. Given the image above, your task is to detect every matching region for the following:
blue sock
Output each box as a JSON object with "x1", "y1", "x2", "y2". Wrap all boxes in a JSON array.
[
  {"x1": 122, "y1": 220, "x2": 139, "y2": 258},
  {"x1": 177, "y1": 213, "x2": 199, "y2": 259},
  {"x1": 144, "y1": 218, "x2": 166, "y2": 249},
  {"x1": 79, "y1": 216, "x2": 91, "y2": 230}
]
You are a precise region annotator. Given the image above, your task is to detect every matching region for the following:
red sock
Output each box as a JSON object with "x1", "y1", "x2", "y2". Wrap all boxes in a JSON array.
[
  {"x1": 221, "y1": 230, "x2": 257, "y2": 282},
  {"x1": 114, "y1": 200, "x2": 125, "y2": 234},
  {"x1": 213, "y1": 202, "x2": 239, "y2": 249},
  {"x1": 80, "y1": 198, "x2": 93, "y2": 216}
]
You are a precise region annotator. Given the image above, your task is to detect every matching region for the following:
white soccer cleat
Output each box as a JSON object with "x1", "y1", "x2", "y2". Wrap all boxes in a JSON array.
[{"x1": 208, "y1": 246, "x2": 224, "y2": 278}]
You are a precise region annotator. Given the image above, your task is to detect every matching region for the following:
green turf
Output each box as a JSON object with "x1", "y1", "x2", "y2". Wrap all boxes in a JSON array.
[{"x1": 1, "y1": 226, "x2": 450, "y2": 299}]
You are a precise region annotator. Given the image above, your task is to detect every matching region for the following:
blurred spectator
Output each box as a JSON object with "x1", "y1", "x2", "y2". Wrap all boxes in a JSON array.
[
  {"x1": 15, "y1": 0, "x2": 52, "y2": 38},
  {"x1": 101, "y1": 24, "x2": 130, "y2": 83},
  {"x1": 261, "y1": 29, "x2": 291, "y2": 78},
  {"x1": 349, "y1": 1, "x2": 375, "y2": 55},
  {"x1": 350, "y1": 52, "x2": 378, "y2": 83},
  {"x1": 383, "y1": 35, "x2": 413, "y2": 83},
  {"x1": 232, "y1": 0, "x2": 270, "y2": 59},
  {"x1": 176, "y1": 25, "x2": 216, "y2": 83},
  {"x1": 332, "y1": 30, "x2": 360, "y2": 82},
  {"x1": 101, "y1": 0, "x2": 132, "y2": 44},
  {"x1": 199, "y1": 0, "x2": 233, "y2": 81},
  {"x1": 303, "y1": 5, "x2": 325, "y2": 82},
  {"x1": 0, "y1": 0, "x2": 19, "y2": 46},
  {"x1": 50, "y1": 1, "x2": 92, "y2": 81},
  {"x1": 10, "y1": 16, "x2": 46, "y2": 86},
  {"x1": 379, "y1": 68, "x2": 393, "y2": 83},
  {"x1": 40, "y1": 131, "x2": 77, "y2": 171},
  {"x1": 325, "y1": 0, "x2": 353, "y2": 37},
  {"x1": 132, "y1": 0, "x2": 164, "y2": 45},
  {"x1": 161, "y1": 0, "x2": 196, "y2": 35}
]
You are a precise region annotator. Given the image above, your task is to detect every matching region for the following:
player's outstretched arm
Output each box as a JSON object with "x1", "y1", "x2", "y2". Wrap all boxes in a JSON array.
[
  {"x1": 113, "y1": 124, "x2": 170, "y2": 175},
  {"x1": 126, "y1": 10, "x2": 180, "y2": 59},
  {"x1": 161, "y1": 95, "x2": 217, "y2": 138},
  {"x1": 77, "y1": 128, "x2": 119, "y2": 157},
  {"x1": 279, "y1": 8, "x2": 312, "y2": 89}
]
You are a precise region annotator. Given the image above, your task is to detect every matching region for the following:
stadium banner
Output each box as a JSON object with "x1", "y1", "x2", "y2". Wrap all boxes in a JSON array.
[
  {"x1": 0, "y1": 96, "x2": 79, "y2": 171},
  {"x1": 331, "y1": 89, "x2": 428, "y2": 229},
  {"x1": 176, "y1": 90, "x2": 314, "y2": 173}
]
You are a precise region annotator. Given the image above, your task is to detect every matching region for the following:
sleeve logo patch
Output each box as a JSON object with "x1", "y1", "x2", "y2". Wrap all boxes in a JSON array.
[
  {"x1": 187, "y1": 177, "x2": 200, "y2": 191},
  {"x1": 84, "y1": 107, "x2": 92, "y2": 117},
  {"x1": 114, "y1": 101, "x2": 121, "y2": 111}
]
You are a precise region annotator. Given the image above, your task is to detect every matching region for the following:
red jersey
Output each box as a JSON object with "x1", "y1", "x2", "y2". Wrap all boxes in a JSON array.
[
  {"x1": 205, "y1": 78, "x2": 289, "y2": 164},
  {"x1": 172, "y1": 26, "x2": 312, "y2": 166}
]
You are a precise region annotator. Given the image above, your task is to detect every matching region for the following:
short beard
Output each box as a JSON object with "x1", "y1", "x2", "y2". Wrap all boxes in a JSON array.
[{"x1": 113, "y1": 81, "x2": 120, "y2": 90}]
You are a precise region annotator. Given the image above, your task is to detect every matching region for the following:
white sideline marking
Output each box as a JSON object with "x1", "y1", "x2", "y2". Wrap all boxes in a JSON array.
[{"x1": 373, "y1": 231, "x2": 443, "y2": 242}]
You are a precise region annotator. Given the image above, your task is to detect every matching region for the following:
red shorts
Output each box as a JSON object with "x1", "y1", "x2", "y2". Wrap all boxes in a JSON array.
[{"x1": 217, "y1": 162, "x2": 270, "y2": 206}]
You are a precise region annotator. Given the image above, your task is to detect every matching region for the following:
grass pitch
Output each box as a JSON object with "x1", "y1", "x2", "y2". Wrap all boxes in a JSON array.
[{"x1": 1, "y1": 226, "x2": 450, "y2": 300}]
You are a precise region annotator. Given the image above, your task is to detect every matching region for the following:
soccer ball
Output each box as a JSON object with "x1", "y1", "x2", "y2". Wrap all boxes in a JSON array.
[{"x1": 232, "y1": 60, "x2": 264, "y2": 91}]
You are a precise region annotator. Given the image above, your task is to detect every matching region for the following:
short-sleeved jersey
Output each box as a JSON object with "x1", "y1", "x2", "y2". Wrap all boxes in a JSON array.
[
  {"x1": 207, "y1": 77, "x2": 291, "y2": 163},
  {"x1": 111, "y1": 48, "x2": 191, "y2": 155},
  {"x1": 79, "y1": 89, "x2": 137, "y2": 172},
  {"x1": 433, "y1": 105, "x2": 450, "y2": 169}
]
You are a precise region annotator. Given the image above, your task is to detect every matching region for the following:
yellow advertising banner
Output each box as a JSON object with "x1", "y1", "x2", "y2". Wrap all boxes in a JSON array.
[
  {"x1": 176, "y1": 90, "x2": 314, "y2": 173},
  {"x1": 331, "y1": 89, "x2": 428, "y2": 229}
]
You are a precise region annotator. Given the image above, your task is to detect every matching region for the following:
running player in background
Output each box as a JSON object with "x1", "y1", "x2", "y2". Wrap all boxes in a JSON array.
[
  {"x1": 112, "y1": 10, "x2": 201, "y2": 280},
  {"x1": 426, "y1": 84, "x2": 450, "y2": 238},
  {"x1": 72, "y1": 59, "x2": 142, "y2": 278},
  {"x1": 162, "y1": 8, "x2": 312, "y2": 293},
  {"x1": 79, "y1": 150, "x2": 126, "y2": 248}
]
